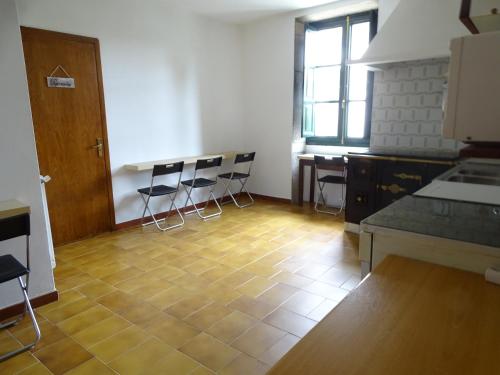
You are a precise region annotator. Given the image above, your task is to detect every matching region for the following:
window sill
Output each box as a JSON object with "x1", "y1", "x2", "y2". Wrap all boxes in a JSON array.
[{"x1": 305, "y1": 144, "x2": 370, "y2": 155}]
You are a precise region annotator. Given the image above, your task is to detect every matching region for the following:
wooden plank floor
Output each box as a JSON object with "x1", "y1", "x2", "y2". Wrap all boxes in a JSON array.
[{"x1": 1, "y1": 198, "x2": 360, "y2": 374}]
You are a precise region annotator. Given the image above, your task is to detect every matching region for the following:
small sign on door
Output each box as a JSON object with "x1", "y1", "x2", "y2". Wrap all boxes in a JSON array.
[
  {"x1": 47, "y1": 76, "x2": 75, "y2": 88},
  {"x1": 46, "y1": 64, "x2": 75, "y2": 89}
]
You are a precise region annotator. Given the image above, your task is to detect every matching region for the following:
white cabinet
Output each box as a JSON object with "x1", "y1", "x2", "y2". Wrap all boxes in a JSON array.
[
  {"x1": 359, "y1": 227, "x2": 500, "y2": 278},
  {"x1": 443, "y1": 31, "x2": 500, "y2": 141}
]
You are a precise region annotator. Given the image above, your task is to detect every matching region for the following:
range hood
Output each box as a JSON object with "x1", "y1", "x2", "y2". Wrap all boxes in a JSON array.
[{"x1": 351, "y1": 0, "x2": 470, "y2": 67}]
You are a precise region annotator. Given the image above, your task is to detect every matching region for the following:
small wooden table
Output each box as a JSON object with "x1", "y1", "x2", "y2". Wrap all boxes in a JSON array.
[
  {"x1": 124, "y1": 151, "x2": 237, "y2": 172},
  {"x1": 0, "y1": 199, "x2": 30, "y2": 220},
  {"x1": 269, "y1": 255, "x2": 500, "y2": 375},
  {"x1": 298, "y1": 154, "x2": 345, "y2": 205}
]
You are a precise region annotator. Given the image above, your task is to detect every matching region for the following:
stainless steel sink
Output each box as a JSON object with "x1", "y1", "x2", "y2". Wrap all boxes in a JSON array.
[
  {"x1": 457, "y1": 169, "x2": 500, "y2": 178},
  {"x1": 447, "y1": 175, "x2": 500, "y2": 186},
  {"x1": 436, "y1": 160, "x2": 500, "y2": 186}
]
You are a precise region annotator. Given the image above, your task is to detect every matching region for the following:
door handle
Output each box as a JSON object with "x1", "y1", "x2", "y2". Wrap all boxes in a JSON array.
[
  {"x1": 91, "y1": 138, "x2": 104, "y2": 157},
  {"x1": 40, "y1": 175, "x2": 52, "y2": 184}
]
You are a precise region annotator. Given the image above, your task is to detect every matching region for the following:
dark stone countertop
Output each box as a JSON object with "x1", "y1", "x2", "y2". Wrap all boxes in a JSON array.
[{"x1": 361, "y1": 195, "x2": 500, "y2": 248}]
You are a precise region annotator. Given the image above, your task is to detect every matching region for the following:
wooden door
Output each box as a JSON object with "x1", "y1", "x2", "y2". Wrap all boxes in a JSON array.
[{"x1": 21, "y1": 27, "x2": 114, "y2": 246}]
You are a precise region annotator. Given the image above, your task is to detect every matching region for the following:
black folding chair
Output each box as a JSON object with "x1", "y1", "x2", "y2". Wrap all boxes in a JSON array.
[
  {"x1": 182, "y1": 157, "x2": 223, "y2": 220},
  {"x1": 314, "y1": 155, "x2": 347, "y2": 215},
  {"x1": 219, "y1": 152, "x2": 256, "y2": 208},
  {"x1": 138, "y1": 161, "x2": 185, "y2": 231},
  {"x1": 0, "y1": 213, "x2": 41, "y2": 362}
]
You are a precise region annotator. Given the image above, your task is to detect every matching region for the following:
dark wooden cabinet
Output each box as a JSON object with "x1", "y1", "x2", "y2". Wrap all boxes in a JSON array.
[
  {"x1": 345, "y1": 157, "x2": 454, "y2": 224},
  {"x1": 345, "y1": 158, "x2": 377, "y2": 224}
]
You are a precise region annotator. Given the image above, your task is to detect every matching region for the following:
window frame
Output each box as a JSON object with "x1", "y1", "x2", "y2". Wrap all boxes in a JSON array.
[{"x1": 303, "y1": 10, "x2": 378, "y2": 147}]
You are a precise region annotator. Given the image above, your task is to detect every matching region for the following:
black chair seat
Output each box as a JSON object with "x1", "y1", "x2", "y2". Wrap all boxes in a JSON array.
[
  {"x1": 0, "y1": 255, "x2": 28, "y2": 283},
  {"x1": 318, "y1": 175, "x2": 346, "y2": 184},
  {"x1": 181, "y1": 178, "x2": 217, "y2": 188},
  {"x1": 218, "y1": 172, "x2": 250, "y2": 180},
  {"x1": 137, "y1": 185, "x2": 178, "y2": 196}
]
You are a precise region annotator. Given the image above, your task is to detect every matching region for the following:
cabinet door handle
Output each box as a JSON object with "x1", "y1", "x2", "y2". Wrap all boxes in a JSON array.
[
  {"x1": 393, "y1": 172, "x2": 422, "y2": 183},
  {"x1": 377, "y1": 184, "x2": 406, "y2": 194}
]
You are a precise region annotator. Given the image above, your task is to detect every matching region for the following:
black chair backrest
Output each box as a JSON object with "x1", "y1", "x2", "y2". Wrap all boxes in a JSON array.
[
  {"x1": 0, "y1": 213, "x2": 30, "y2": 241},
  {"x1": 195, "y1": 156, "x2": 223, "y2": 170},
  {"x1": 314, "y1": 155, "x2": 346, "y2": 168},
  {"x1": 152, "y1": 161, "x2": 184, "y2": 177},
  {"x1": 235, "y1": 152, "x2": 256, "y2": 164}
]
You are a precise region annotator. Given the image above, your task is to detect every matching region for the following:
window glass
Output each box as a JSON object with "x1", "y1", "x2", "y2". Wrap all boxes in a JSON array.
[
  {"x1": 348, "y1": 65, "x2": 368, "y2": 101},
  {"x1": 305, "y1": 27, "x2": 343, "y2": 66},
  {"x1": 349, "y1": 22, "x2": 370, "y2": 61},
  {"x1": 314, "y1": 103, "x2": 339, "y2": 136},
  {"x1": 313, "y1": 66, "x2": 341, "y2": 101},
  {"x1": 302, "y1": 13, "x2": 375, "y2": 145},
  {"x1": 347, "y1": 101, "x2": 366, "y2": 138}
]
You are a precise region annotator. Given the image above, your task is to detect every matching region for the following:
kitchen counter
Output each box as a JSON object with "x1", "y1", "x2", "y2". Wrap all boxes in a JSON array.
[
  {"x1": 362, "y1": 195, "x2": 500, "y2": 248},
  {"x1": 269, "y1": 255, "x2": 500, "y2": 375}
]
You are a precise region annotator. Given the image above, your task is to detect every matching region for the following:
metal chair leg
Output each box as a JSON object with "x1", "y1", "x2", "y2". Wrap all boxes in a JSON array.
[
  {"x1": 237, "y1": 179, "x2": 254, "y2": 207},
  {"x1": 183, "y1": 185, "x2": 222, "y2": 220},
  {"x1": 228, "y1": 179, "x2": 254, "y2": 208},
  {"x1": 220, "y1": 179, "x2": 254, "y2": 208},
  {"x1": 140, "y1": 194, "x2": 184, "y2": 231},
  {"x1": 166, "y1": 196, "x2": 185, "y2": 230},
  {"x1": 219, "y1": 179, "x2": 231, "y2": 206},
  {"x1": 315, "y1": 181, "x2": 344, "y2": 216},
  {"x1": 140, "y1": 194, "x2": 166, "y2": 227},
  {"x1": 0, "y1": 277, "x2": 41, "y2": 363},
  {"x1": 183, "y1": 185, "x2": 204, "y2": 215},
  {"x1": 0, "y1": 314, "x2": 25, "y2": 330}
]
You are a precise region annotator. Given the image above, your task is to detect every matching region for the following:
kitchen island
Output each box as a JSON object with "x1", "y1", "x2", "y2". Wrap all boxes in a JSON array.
[
  {"x1": 269, "y1": 255, "x2": 500, "y2": 375},
  {"x1": 359, "y1": 195, "x2": 500, "y2": 277}
]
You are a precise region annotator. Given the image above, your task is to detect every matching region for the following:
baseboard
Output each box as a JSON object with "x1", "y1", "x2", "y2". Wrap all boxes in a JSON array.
[
  {"x1": 115, "y1": 193, "x2": 291, "y2": 231},
  {"x1": 0, "y1": 290, "x2": 59, "y2": 321},
  {"x1": 251, "y1": 193, "x2": 292, "y2": 204}
]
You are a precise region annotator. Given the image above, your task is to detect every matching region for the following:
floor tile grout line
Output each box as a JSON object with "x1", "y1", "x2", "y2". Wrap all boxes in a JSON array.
[{"x1": 41, "y1": 202, "x2": 358, "y2": 375}]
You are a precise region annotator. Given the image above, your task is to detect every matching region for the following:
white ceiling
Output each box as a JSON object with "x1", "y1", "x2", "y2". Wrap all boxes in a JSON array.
[{"x1": 169, "y1": 0, "x2": 340, "y2": 23}]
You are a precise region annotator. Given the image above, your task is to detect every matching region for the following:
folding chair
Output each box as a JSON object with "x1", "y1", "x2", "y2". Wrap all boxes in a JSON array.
[
  {"x1": 182, "y1": 157, "x2": 223, "y2": 220},
  {"x1": 0, "y1": 213, "x2": 41, "y2": 362},
  {"x1": 219, "y1": 152, "x2": 256, "y2": 208},
  {"x1": 314, "y1": 155, "x2": 347, "y2": 215},
  {"x1": 137, "y1": 161, "x2": 185, "y2": 231}
]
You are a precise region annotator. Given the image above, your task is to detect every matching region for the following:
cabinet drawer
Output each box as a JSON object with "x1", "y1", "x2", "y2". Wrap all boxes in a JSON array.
[
  {"x1": 378, "y1": 161, "x2": 426, "y2": 190},
  {"x1": 347, "y1": 158, "x2": 376, "y2": 185},
  {"x1": 345, "y1": 188, "x2": 376, "y2": 224},
  {"x1": 376, "y1": 161, "x2": 426, "y2": 209}
]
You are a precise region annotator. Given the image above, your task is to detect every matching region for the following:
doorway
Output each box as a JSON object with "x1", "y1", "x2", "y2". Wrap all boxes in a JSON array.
[{"x1": 21, "y1": 27, "x2": 114, "y2": 246}]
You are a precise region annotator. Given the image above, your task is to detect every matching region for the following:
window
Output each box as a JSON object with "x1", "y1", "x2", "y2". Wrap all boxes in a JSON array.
[{"x1": 303, "y1": 11, "x2": 377, "y2": 146}]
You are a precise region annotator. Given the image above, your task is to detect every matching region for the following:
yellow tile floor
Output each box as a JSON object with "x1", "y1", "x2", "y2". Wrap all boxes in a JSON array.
[{"x1": 1, "y1": 199, "x2": 360, "y2": 374}]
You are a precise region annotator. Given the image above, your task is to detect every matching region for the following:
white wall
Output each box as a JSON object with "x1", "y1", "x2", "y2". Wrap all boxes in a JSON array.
[
  {"x1": 16, "y1": 0, "x2": 245, "y2": 224},
  {"x1": 241, "y1": 15, "x2": 296, "y2": 199},
  {"x1": 0, "y1": 0, "x2": 55, "y2": 309},
  {"x1": 13, "y1": 0, "x2": 379, "y2": 226}
]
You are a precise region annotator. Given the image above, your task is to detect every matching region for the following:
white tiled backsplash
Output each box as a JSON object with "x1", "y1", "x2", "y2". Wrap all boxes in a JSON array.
[{"x1": 370, "y1": 58, "x2": 463, "y2": 151}]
